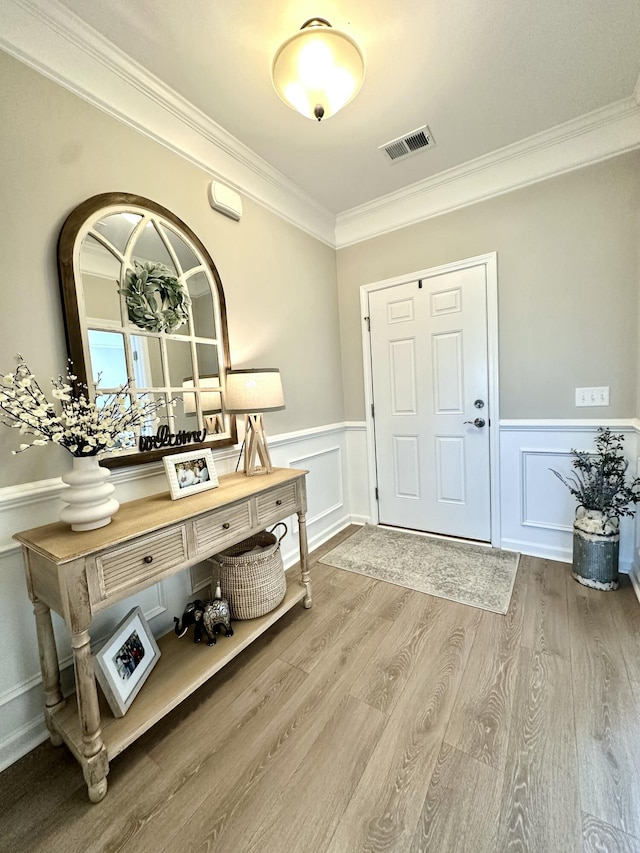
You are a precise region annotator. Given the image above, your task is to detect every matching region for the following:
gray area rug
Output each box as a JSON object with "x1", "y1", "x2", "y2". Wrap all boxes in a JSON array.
[{"x1": 320, "y1": 525, "x2": 520, "y2": 614}]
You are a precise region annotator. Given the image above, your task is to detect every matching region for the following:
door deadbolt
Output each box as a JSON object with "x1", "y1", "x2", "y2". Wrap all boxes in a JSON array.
[
  {"x1": 463, "y1": 418, "x2": 486, "y2": 428},
  {"x1": 474, "y1": 399, "x2": 485, "y2": 409}
]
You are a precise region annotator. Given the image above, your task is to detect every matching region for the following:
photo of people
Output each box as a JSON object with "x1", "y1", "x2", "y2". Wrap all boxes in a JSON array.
[
  {"x1": 176, "y1": 457, "x2": 210, "y2": 489},
  {"x1": 113, "y1": 629, "x2": 146, "y2": 681},
  {"x1": 164, "y1": 449, "x2": 218, "y2": 500}
]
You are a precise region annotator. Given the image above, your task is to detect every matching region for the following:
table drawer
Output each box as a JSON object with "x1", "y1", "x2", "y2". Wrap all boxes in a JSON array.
[
  {"x1": 256, "y1": 482, "x2": 298, "y2": 523},
  {"x1": 96, "y1": 526, "x2": 187, "y2": 599},
  {"x1": 193, "y1": 501, "x2": 252, "y2": 554}
]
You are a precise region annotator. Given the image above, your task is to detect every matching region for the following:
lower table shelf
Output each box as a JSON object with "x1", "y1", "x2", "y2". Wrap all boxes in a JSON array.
[{"x1": 51, "y1": 580, "x2": 306, "y2": 763}]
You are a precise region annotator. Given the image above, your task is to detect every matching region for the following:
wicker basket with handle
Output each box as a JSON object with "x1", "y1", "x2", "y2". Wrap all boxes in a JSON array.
[{"x1": 210, "y1": 522, "x2": 287, "y2": 619}]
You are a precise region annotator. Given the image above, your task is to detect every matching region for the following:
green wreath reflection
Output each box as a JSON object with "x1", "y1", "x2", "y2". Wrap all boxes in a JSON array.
[{"x1": 121, "y1": 260, "x2": 191, "y2": 333}]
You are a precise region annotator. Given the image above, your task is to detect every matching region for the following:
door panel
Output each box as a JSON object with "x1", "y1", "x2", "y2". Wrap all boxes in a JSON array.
[
  {"x1": 370, "y1": 265, "x2": 491, "y2": 541},
  {"x1": 390, "y1": 339, "x2": 417, "y2": 413},
  {"x1": 393, "y1": 435, "x2": 421, "y2": 498}
]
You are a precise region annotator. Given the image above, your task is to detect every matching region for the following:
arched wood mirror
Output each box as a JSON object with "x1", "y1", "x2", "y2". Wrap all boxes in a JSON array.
[{"x1": 58, "y1": 192, "x2": 237, "y2": 467}]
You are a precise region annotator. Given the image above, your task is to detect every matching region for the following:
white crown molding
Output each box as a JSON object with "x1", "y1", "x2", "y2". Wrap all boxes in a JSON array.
[
  {"x1": 335, "y1": 98, "x2": 640, "y2": 248},
  {"x1": 2, "y1": 0, "x2": 640, "y2": 251},
  {"x1": 0, "y1": 0, "x2": 336, "y2": 246}
]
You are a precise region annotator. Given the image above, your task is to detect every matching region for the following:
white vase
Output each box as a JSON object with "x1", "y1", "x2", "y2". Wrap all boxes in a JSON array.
[{"x1": 60, "y1": 456, "x2": 120, "y2": 532}]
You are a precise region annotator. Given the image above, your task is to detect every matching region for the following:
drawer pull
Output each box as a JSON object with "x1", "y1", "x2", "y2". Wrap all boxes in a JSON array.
[
  {"x1": 222, "y1": 522, "x2": 230, "y2": 530},
  {"x1": 276, "y1": 499, "x2": 282, "y2": 506},
  {"x1": 143, "y1": 555, "x2": 153, "y2": 565}
]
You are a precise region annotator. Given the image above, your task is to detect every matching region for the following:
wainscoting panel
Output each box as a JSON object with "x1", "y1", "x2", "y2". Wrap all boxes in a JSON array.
[
  {"x1": 499, "y1": 420, "x2": 639, "y2": 570},
  {"x1": 0, "y1": 423, "x2": 358, "y2": 772}
]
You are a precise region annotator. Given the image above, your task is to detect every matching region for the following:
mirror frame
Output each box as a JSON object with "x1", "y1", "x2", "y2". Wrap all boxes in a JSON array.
[{"x1": 57, "y1": 192, "x2": 237, "y2": 468}]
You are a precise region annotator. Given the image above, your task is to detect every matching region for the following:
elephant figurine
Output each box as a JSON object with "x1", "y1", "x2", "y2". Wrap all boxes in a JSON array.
[{"x1": 174, "y1": 584, "x2": 233, "y2": 646}]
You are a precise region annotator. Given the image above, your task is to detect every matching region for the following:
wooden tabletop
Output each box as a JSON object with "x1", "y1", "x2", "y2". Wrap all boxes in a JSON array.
[{"x1": 14, "y1": 468, "x2": 307, "y2": 564}]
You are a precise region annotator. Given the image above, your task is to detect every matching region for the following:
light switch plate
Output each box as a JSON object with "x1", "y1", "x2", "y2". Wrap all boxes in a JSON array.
[{"x1": 575, "y1": 386, "x2": 610, "y2": 407}]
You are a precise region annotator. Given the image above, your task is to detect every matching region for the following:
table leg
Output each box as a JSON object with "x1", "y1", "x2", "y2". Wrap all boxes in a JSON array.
[
  {"x1": 297, "y1": 510, "x2": 312, "y2": 608},
  {"x1": 32, "y1": 598, "x2": 65, "y2": 746},
  {"x1": 71, "y1": 626, "x2": 109, "y2": 803}
]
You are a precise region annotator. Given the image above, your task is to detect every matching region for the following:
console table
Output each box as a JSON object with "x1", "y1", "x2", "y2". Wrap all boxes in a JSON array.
[{"x1": 14, "y1": 467, "x2": 311, "y2": 803}]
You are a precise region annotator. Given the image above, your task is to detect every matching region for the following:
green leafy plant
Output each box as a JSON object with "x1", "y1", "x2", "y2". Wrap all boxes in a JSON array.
[
  {"x1": 121, "y1": 260, "x2": 191, "y2": 333},
  {"x1": 550, "y1": 427, "x2": 640, "y2": 519}
]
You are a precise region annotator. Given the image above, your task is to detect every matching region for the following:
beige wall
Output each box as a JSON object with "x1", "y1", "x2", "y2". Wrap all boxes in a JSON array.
[
  {"x1": 0, "y1": 52, "x2": 343, "y2": 487},
  {"x1": 336, "y1": 153, "x2": 640, "y2": 421}
]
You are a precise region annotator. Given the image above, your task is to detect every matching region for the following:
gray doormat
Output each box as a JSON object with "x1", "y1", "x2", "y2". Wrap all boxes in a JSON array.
[{"x1": 320, "y1": 525, "x2": 520, "y2": 614}]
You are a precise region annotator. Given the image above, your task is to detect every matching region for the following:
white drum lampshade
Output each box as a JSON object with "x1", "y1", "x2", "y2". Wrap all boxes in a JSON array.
[{"x1": 225, "y1": 369, "x2": 285, "y2": 475}]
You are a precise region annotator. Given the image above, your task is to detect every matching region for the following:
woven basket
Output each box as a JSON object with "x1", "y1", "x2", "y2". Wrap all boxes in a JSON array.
[{"x1": 210, "y1": 523, "x2": 287, "y2": 619}]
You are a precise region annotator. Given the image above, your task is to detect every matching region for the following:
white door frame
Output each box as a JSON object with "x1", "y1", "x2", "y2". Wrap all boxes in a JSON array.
[{"x1": 360, "y1": 252, "x2": 501, "y2": 547}]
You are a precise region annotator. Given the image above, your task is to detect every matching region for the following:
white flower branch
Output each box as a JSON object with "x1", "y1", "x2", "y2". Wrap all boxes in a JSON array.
[{"x1": 0, "y1": 355, "x2": 166, "y2": 457}]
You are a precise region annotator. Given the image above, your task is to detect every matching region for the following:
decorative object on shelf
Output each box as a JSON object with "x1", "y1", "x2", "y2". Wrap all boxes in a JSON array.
[
  {"x1": 121, "y1": 260, "x2": 191, "y2": 333},
  {"x1": 225, "y1": 368, "x2": 285, "y2": 476},
  {"x1": 210, "y1": 522, "x2": 288, "y2": 619},
  {"x1": 162, "y1": 447, "x2": 219, "y2": 499},
  {"x1": 272, "y1": 17, "x2": 365, "y2": 121},
  {"x1": 182, "y1": 374, "x2": 225, "y2": 434},
  {"x1": 0, "y1": 355, "x2": 166, "y2": 530},
  {"x1": 174, "y1": 584, "x2": 233, "y2": 646},
  {"x1": 551, "y1": 427, "x2": 640, "y2": 590},
  {"x1": 138, "y1": 424, "x2": 207, "y2": 452},
  {"x1": 60, "y1": 455, "x2": 120, "y2": 532},
  {"x1": 93, "y1": 606, "x2": 160, "y2": 718}
]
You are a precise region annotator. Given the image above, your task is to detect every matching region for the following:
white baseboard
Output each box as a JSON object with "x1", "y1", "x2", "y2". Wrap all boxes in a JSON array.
[{"x1": 0, "y1": 715, "x2": 49, "y2": 774}]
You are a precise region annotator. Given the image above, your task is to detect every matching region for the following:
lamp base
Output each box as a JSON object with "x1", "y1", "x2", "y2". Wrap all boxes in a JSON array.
[
  {"x1": 205, "y1": 414, "x2": 225, "y2": 434},
  {"x1": 243, "y1": 414, "x2": 273, "y2": 476}
]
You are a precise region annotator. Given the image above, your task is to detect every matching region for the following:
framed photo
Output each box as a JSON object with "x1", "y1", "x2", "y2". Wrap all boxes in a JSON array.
[
  {"x1": 163, "y1": 448, "x2": 219, "y2": 500},
  {"x1": 93, "y1": 607, "x2": 160, "y2": 718}
]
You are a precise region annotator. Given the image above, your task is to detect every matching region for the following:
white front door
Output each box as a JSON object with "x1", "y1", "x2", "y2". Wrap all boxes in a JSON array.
[{"x1": 368, "y1": 263, "x2": 491, "y2": 541}]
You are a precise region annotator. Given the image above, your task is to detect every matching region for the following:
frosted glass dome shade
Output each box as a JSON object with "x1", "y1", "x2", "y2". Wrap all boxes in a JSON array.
[{"x1": 272, "y1": 20, "x2": 365, "y2": 121}]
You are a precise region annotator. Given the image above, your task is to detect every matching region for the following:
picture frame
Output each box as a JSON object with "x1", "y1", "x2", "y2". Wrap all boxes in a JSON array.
[
  {"x1": 162, "y1": 448, "x2": 219, "y2": 500},
  {"x1": 93, "y1": 606, "x2": 161, "y2": 718}
]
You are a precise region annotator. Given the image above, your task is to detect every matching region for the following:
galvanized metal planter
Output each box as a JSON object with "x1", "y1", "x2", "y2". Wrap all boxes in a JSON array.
[{"x1": 572, "y1": 507, "x2": 619, "y2": 591}]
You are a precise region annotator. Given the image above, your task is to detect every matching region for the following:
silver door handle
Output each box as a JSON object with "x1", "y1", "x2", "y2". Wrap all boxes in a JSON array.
[{"x1": 463, "y1": 418, "x2": 485, "y2": 428}]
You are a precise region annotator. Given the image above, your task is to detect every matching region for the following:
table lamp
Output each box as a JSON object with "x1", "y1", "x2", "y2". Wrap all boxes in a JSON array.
[{"x1": 225, "y1": 368, "x2": 284, "y2": 475}]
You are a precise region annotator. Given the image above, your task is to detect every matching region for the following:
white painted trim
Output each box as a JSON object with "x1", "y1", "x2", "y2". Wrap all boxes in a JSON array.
[
  {"x1": 500, "y1": 418, "x2": 639, "y2": 431},
  {"x1": 0, "y1": 423, "x2": 349, "y2": 512},
  {"x1": 287, "y1": 446, "x2": 345, "y2": 525},
  {"x1": 0, "y1": 461, "x2": 166, "y2": 512},
  {"x1": 0, "y1": 0, "x2": 335, "y2": 246},
  {"x1": 0, "y1": 715, "x2": 48, "y2": 773},
  {"x1": 360, "y1": 288, "x2": 381, "y2": 526},
  {"x1": 485, "y1": 253, "x2": 501, "y2": 546},
  {"x1": 269, "y1": 422, "x2": 350, "y2": 447},
  {"x1": 335, "y1": 98, "x2": 640, "y2": 247},
  {"x1": 1, "y1": 0, "x2": 639, "y2": 251},
  {"x1": 501, "y1": 537, "x2": 572, "y2": 564},
  {"x1": 360, "y1": 252, "x2": 501, "y2": 546},
  {"x1": 520, "y1": 449, "x2": 574, "y2": 532}
]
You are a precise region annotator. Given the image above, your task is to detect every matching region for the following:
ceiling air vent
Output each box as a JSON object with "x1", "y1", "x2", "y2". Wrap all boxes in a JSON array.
[{"x1": 379, "y1": 125, "x2": 434, "y2": 162}]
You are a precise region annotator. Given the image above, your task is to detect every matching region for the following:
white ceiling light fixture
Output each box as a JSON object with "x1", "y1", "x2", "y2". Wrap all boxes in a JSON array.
[{"x1": 272, "y1": 18, "x2": 365, "y2": 122}]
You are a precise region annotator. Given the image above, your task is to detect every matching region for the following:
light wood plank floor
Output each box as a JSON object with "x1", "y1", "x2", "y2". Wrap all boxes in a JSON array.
[{"x1": 2, "y1": 526, "x2": 640, "y2": 853}]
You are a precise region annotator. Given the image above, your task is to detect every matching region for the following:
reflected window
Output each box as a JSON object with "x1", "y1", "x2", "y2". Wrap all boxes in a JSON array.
[{"x1": 88, "y1": 331, "x2": 127, "y2": 387}]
